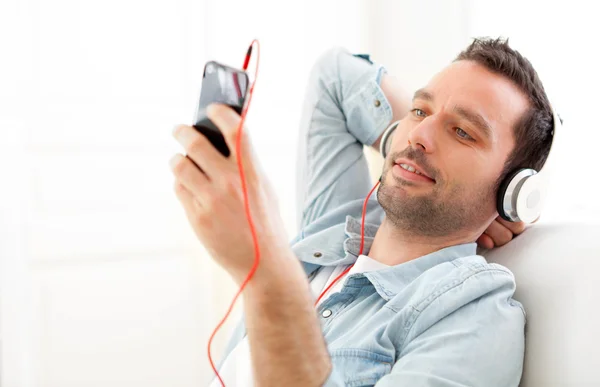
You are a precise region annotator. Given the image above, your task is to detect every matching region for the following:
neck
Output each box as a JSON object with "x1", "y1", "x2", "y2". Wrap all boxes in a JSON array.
[{"x1": 368, "y1": 217, "x2": 480, "y2": 266}]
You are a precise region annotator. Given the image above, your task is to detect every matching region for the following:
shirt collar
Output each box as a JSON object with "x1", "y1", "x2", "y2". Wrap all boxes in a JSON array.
[
  {"x1": 295, "y1": 214, "x2": 477, "y2": 298},
  {"x1": 296, "y1": 215, "x2": 380, "y2": 275},
  {"x1": 363, "y1": 242, "x2": 477, "y2": 301}
]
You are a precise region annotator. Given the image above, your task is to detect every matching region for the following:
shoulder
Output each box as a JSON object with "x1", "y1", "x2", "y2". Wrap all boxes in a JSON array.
[
  {"x1": 390, "y1": 256, "x2": 526, "y2": 387},
  {"x1": 401, "y1": 255, "x2": 525, "y2": 333},
  {"x1": 421, "y1": 255, "x2": 522, "y2": 309}
]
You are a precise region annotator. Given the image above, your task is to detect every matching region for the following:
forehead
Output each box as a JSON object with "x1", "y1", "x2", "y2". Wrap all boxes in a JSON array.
[{"x1": 423, "y1": 60, "x2": 529, "y2": 140}]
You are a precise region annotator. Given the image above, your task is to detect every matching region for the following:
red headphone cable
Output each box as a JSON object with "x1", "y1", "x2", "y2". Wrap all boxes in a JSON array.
[
  {"x1": 313, "y1": 180, "x2": 380, "y2": 307},
  {"x1": 206, "y1": 39, "x2": 260, "y2": 387},
  {"x1": 206, "y1": 39, "x2": 381, "y2": 386}
]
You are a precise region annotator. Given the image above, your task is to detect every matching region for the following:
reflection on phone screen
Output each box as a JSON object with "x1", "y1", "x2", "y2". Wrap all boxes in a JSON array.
[{"x1": 198, "y1": 63, "x2": 248, "y2": 115}]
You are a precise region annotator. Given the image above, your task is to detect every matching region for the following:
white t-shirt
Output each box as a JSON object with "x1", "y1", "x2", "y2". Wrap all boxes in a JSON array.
[{"x1": 209, "y1": 255, "x2": 389, "y2": 387}]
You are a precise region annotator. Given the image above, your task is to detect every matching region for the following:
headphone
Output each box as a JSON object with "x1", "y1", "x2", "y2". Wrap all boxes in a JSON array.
[{"x1": 379, "y1": 105, "x2": 561, "y2": 224}]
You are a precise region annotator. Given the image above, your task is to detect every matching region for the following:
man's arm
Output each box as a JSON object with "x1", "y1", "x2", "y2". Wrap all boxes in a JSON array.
[
  {"x1": 172, "y1": 105, "x2": 333, "y2": 386},
  {"x1": 296, "y1": 47, "x2": 396, "y2": 229},
  {"x1": 243, "y1": 249, "x2": 332, "y2": 386}
]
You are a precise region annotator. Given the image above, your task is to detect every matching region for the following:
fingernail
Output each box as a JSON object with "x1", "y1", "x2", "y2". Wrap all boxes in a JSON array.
[
  {"x1": 174, "y1": 126, "x2": 196, "y2": 146},
  {"x1": 169, "y1": 154, "x2": 182, "y2": 170}
]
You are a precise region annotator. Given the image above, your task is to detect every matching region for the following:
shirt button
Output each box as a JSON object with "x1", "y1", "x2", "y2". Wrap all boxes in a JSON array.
[
  {"x1": 313, "y1": 252, "x2": 322, "y2": 258},
  {"x1": 322, "y1": 309, "x2": 333, "y2": 318},
  {"x1": 374, "y1": 99, "x2": 381, "y2": 107}
]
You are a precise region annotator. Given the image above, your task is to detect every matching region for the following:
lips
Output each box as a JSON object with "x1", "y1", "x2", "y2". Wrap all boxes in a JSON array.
[{"x1": 394, "y1": 158, "x2": 435, "y2": 182}]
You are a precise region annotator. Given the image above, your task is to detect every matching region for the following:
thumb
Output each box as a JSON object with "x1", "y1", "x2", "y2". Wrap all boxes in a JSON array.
[{"x1": 206, "y1": 103, "x2": 253, "y2": 161}]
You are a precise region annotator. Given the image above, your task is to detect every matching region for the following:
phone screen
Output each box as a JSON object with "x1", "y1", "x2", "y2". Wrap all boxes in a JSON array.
[{"x1": 193, "y1": 61, "x2": 249, "y2": 157}]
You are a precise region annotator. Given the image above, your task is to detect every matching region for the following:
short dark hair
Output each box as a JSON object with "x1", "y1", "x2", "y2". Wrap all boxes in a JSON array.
[{"x1": 455, "y1": 37, "x2": 555, "y2": 190}]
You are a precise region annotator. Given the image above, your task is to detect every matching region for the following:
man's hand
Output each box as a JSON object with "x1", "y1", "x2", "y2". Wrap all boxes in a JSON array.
[
  {"x1": 169, "y1": 104, "x2": 289, "y2": 284},
  {"x1": 477, "y1": 216, "x2": 529, "y2": 249}
]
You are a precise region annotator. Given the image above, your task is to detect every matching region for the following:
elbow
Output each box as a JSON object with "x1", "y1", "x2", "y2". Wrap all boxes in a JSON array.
[{"x1": 307, "y1": 46, "x2": 348, "y2": 92}]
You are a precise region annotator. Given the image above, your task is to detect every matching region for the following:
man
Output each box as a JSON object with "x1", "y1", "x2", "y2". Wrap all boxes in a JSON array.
[{"x1": 169, "y1": 37, "x2": 554, "y2": 386}]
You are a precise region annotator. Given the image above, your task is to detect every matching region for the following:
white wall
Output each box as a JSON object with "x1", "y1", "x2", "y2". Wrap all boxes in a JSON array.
[{"x1": 1, "y1": 0, "x2": 212, "y2": 385}]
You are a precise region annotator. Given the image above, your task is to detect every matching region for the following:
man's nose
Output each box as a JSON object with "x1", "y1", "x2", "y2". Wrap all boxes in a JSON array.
[{"x1": 407, "y1": 116, "x2": 438, "y2": 153}]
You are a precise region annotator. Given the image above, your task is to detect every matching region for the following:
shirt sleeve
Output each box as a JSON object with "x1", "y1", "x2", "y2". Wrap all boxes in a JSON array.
[{"x1": 295, "y1": 47, "x2": 392, "y2": 231}]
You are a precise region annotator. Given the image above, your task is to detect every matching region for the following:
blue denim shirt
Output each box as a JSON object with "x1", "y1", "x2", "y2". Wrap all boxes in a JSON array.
[{"x1": 221, "y1": 47, "x2": 525, "y2": 386}]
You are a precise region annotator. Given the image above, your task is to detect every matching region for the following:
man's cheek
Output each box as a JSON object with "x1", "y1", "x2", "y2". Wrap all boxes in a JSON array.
[
  {"x1": 439, "y1": 177, "x2": 464, "y2": 198},
  {"x1": 393, "y1": 133, "x2": 410, "y2": 151}
]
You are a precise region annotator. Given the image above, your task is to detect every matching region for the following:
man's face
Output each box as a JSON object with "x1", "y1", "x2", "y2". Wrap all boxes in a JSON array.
[{"x1": 378, "y1": 60, "x2": 529, "y2": 237}]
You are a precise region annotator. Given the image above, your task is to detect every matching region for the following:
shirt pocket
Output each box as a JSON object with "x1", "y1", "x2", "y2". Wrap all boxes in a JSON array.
[{"x1": 329, "y1": 348, "x2": 393, "y2": 387}]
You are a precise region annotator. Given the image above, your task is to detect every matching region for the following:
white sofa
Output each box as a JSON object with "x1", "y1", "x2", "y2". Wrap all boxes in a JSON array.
[{"x1": 482, "y1": 220, "x2": 600, "y2": 387}]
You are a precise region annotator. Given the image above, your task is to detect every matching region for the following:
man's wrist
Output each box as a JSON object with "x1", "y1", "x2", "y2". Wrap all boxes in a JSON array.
[{"x1": 242, "y1": 248, "x2": 308, "y2": 297}]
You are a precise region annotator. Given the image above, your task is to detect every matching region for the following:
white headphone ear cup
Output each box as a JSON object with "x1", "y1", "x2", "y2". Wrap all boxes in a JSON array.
[
  {"x1": 380, "y1": 121, "x2": 400, "y2": 158},
  {"x1": 497, "y1": 168, "x2": 536, "y2": 222},
  {"x1": 515, "y1": 173, "x2": 545, "y2": 223}
]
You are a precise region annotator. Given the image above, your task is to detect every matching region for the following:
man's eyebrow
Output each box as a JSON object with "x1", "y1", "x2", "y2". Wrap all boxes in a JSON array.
[
  {"x1": 413, "y1": 88, "x2": 434, "y2": 101},
  {"x1": 453, "y1": 105, "x2": 494, "y2": 142},
  {"x1": 413, "y1": 88, "x2": 494, "y2": 142}
]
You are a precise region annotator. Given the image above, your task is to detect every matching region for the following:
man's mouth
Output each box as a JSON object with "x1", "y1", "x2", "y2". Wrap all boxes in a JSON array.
[
  {"x1": 393, "y1": 160, "x2": 436, "y2": 183},
  {"x1": 398, "y1": 163, "x2": 425, "y2": 175}
]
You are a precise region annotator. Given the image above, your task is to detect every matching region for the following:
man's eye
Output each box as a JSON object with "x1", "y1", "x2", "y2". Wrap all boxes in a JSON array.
[
  {"x1": 455, "y1": 127, "x2": 474, "y2": 141},
  {"x1": 411, "y1": 108, "x2": 427, "y2": 118}
]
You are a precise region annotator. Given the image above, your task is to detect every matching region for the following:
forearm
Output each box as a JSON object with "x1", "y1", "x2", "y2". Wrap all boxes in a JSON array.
[{"x1": 243, "y1": 250, "x2": 331, "y2": 386}]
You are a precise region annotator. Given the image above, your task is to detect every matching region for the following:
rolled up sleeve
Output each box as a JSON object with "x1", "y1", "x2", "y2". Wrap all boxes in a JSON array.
[{"x1": 296, "y1": 47, "x2": 392, "y2": 230}]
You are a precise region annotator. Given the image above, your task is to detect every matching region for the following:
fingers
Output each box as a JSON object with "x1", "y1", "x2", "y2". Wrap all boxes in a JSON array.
[
  {"x1": 169, "y1": 153, "x2": 211, "y2": 200},
  {"x1": 495, "y1": 216, "x2": 526, "y2": 235},
  {"x1": 477, "y1": 233, "x2": 494, "y2": 249},
  {"x1": 173, "y1": 179, "x2": 199, "y2": 212},
  {"x1": 207, "y1": 104, "x2": 255, "y2": 164},
  {"x1": 479, "y1": 215, "x2": 530, "y2": 249},
  {"x1": 172, "y1": 124, "x2": 229, "y2": 179},
  {"x1": 173, "y1": 180, "x2": 209, "y2": 230},
  {"x1": 483, "y1": 218, "x2": 515, "y2": 248}
]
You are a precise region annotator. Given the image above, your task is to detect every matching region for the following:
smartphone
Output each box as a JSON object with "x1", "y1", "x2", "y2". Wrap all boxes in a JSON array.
[{"x1": 193, "y1": 61, "x2": 250, "y2": 157}]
